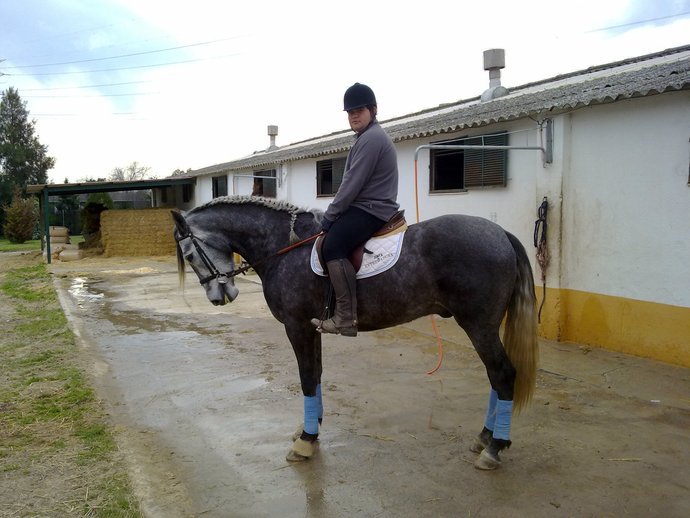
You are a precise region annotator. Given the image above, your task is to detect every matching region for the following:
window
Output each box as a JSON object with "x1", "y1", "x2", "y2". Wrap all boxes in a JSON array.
[
  {"x1": 212, "y1": 175, "x2": 227, "y2": 197},
  {"x1": 252, "y1": 169, "x2": 277, "y2": 198},
  {"x1": 182, "y1": 184, "x2": 193, "y2": 203},
  {"x1": 316, "y1": 157, "x2": 346, "y2": 196},
  {"x1": 430, "y1": 131, "x2": 508, "y2": 192}
]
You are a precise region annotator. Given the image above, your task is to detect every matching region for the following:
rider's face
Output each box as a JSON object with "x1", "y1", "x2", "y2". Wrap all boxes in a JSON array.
[{"x1": 347, "y1": 107, "x2": 373, "y2": 133}]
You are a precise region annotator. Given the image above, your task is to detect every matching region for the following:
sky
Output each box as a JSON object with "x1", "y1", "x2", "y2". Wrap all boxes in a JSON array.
[{"x1": 1, "y1": 0, "x2": 689, "y2": 184}]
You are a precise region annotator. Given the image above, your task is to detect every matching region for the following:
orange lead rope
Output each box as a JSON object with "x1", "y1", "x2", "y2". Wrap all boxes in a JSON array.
[{"x1": 414, "y1": 158, "x2": 445, "y2": 375}]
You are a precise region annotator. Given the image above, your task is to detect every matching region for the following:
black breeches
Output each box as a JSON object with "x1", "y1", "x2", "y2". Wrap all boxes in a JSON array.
[{"x1": 322, "y1": 207, "x2": 386, "y2": 262}]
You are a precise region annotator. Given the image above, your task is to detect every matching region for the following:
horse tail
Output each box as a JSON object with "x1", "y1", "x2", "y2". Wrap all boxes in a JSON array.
[
  {"x1": 503, "y1": 231, "x2": 539, "y2": 414},
  {"x1": 175, "y1": 243, "x2": 186, "y2": 289}
]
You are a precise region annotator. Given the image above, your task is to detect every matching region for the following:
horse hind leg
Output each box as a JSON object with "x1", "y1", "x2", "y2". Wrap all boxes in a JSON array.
[
  {"x1": 463, "y1": 326, "x2": 516, "y2": 470},
  {"x1": 473, "y1": 388, "x2": 514, "y2": 470}
]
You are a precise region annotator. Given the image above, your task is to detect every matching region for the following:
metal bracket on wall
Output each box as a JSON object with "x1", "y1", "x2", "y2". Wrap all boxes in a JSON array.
[
  {"x1": 542, "y1": 118, "x2": 553, "y2": 165},
  {"x1": 414, "y1": 120, "x2": 554, "y2": 168}
]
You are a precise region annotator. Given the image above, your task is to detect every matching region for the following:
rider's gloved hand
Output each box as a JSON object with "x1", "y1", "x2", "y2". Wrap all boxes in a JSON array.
[{"x1": 321, "y1": 217, "x2": 334, "y2": 232}]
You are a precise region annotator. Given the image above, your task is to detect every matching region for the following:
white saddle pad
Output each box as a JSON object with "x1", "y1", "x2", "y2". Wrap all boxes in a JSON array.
[{"x1": 310, "y1": 231, "x2": 406, "y2": 279}]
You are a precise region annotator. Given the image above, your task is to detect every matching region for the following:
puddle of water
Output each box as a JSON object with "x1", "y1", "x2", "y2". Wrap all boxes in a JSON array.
[
  {"x1": 100, "y1": 330, "x2": 268, "y2": 403},
  {"x1": 68, "y1": 277, "x2": 105, "y2": 307}
]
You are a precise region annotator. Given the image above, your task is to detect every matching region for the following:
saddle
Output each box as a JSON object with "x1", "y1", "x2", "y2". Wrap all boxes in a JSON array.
[{"x1": 314, "y1": 210, "x2": 407, "y2": 273}]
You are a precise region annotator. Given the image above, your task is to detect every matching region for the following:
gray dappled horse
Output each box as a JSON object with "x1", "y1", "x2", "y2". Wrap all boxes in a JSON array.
[{"x1": 172, "y1": 195, "x2": 538, "y2": 470}]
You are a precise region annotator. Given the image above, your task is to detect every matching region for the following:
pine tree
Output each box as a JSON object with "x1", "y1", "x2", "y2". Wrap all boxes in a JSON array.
[
  {"x1": 0, "y1": 87, "x2": 55, "y2": 233},
  {"x1": 3, "y1": 189, "x2": 39, "y2": 243}
]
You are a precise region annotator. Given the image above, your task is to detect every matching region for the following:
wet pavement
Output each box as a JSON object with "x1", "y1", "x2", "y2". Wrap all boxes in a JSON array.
[{"x1": 50, "y1": 256, "x2": 690, "y2": 518}]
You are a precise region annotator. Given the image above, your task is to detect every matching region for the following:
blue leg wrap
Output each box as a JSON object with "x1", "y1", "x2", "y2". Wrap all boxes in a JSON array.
[
  {"x1": 493, "y1": 399, "x2": 513, "y2": 440},
  {"x1": 316, "y1": 384, "x2": 323, "y2": 421},
  {"x1": 483, "y1": 389, "x2": 498, "y2": 431},
  {"x1": 304, "y1": 393, "x2": 320, "y2": 435}
]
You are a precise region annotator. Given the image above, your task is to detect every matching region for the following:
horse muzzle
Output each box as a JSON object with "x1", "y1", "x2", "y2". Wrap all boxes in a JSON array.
[{"x1": 207, "y1": 278, "x2": 239, "y2": 306}]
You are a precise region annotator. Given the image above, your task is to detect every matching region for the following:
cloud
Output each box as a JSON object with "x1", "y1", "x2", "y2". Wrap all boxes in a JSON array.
[{"x1": 1, "y1": 0, "x2": 689, "y2": 183}]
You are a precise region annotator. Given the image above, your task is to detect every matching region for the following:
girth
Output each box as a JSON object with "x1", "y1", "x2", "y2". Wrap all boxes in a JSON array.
[{"x1": 315, "y1": 210, "x2": 407, "y2": 273}]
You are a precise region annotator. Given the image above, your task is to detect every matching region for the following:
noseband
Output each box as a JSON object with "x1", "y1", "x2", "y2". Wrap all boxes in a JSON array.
[{"x1": 177, "y1": 232, "x2": 234, "y2": 286}]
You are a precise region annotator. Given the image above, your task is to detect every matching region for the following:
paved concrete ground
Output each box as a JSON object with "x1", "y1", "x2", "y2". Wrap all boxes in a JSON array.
[{"x1": 50, "y1": 256, "x2": 690, "y2": 518}]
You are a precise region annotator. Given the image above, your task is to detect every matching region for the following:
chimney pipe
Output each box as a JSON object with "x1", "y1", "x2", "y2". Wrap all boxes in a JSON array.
[
  {"x1": 267, "y1": 125, "x2": 278, "y2": 151},
  {"x1": 481, "y1": 49, "x2": 509, "y2": 102}
]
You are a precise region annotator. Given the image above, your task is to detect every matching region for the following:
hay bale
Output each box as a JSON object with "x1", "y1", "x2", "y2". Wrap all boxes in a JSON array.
[
  {"x1": 49, "y1": 226, "x2": 69, "y2": 237},
  {"x1": 59, "y1": 249, "x2": 84, "y2": 261},
  {"x1": 100, "y1": 208, "x2": 176, "y2": 257},
  {"x1": 50, "y1": 236, "x2": 70, "y2": 244}
]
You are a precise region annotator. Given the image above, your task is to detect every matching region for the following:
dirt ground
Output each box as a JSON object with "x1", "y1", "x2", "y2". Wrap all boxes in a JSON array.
[{"x1": 48, "y1": 255, "x2": 690, "y2": 518}]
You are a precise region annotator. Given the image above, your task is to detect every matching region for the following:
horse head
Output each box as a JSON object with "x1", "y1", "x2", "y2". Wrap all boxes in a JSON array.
[{"x1": 171, "y1": 210, "x2": 239, "y2": 306}]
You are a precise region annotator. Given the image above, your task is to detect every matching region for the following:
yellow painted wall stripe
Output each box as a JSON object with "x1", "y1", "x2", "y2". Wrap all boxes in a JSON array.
[{"x1": 537, "y1": 287, "x2": 690, "y2": 368}]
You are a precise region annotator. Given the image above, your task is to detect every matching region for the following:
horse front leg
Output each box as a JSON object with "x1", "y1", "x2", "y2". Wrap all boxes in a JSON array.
[{"x1": 284, "y1": 321, "x2": 323, "y2": 462}]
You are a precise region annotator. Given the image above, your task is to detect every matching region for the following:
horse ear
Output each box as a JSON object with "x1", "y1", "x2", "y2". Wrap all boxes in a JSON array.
[{"x1": 171, "y1": 210, "x2": 190, "y2": 235}]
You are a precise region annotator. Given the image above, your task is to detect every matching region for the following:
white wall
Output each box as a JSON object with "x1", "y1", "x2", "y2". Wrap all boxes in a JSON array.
[
  {"x1": 400, "y1": 121, "x2": 550, "y2": 264},
  {"x1": 562, "y1": 91, "x2": 690, "y2": 306},
  {"x1": 285, "y1": 120, "x2": 552, "y2": 274},
  {"x1": 190, "y1": 91, "x2": 690, "y2": 310}
]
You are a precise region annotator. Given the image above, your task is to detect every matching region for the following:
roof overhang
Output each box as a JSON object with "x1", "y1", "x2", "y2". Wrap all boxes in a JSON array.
[
  {"x1": 28, "y1": 176, "x2": 195, "y2": 264},
  {"x1": 27, "y1": 176, "x2": 195, "y2": 197}
]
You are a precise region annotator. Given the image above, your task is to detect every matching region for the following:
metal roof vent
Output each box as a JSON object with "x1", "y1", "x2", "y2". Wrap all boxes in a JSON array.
[
  {"x1": 267, "y1": 125, "x2": 278, "y2": 151},
  {"x1": 481, "y1": 49, "x2": 509, "y2": 102}
]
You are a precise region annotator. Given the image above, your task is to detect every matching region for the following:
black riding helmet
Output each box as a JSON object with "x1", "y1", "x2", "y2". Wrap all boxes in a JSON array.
[{"x1": 343, "y1": 83, "x2": 377, "y2": 111}]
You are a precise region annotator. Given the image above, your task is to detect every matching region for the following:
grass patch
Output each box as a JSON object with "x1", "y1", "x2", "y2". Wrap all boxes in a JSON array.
[
  {"x1": 0, "y1": 236, "x2": 83, "y2": 252},
  {"x1": 0, "y1": 238, "x2": 42, "y2": 252},
  {"x1": 0, "y1": 263, "x2": 55, "y2": 301},
  {"x1": 0, "y1": 253, "x2": 141, "y2": 516}
]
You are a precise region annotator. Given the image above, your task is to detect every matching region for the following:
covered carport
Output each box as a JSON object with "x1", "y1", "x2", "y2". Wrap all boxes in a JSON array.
[{"x1": 27, "y1": 176, "x2": 195, "y2": 263}]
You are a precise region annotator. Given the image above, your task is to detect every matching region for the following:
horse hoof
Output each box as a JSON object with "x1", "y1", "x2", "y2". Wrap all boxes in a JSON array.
[
  {"x1": 469, "y1": 437, "x2": 488, "y2": 454},
  {"x1": 286, "y1": 450, "x2": 309, "y2": 462},
  {"x1": 474, "y1": 449, "x2": 501, "y2": 470},
  {"x1": 286, "y1": 437, "x2": 315, "y2": 462}
]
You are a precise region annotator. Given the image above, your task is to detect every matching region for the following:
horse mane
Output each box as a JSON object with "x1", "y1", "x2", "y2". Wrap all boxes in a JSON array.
[{"x1": 191, "y1": 195, "x2": 321, "y2": 243}]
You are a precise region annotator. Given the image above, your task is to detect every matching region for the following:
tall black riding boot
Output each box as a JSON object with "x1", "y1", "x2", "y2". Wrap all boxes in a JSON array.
[{"x1": 311, "y1": 259, "x2": 358, "y2": 337}]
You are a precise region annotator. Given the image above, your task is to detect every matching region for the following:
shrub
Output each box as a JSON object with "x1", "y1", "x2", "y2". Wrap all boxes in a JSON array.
[{"x1": 3, "y1": 191, "x2": 39, "y2": 243}]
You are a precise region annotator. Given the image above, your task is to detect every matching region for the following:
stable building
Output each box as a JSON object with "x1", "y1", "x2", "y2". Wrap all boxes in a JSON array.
[{"x1": 174, "y1": 46, "x2": 690, "y2": 367}]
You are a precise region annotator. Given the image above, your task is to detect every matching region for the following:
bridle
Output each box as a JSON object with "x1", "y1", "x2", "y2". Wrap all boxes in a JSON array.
[
  {"x1": 177, "y1": 230, "x2": 324, "y2": 285},
  {"x1": 177, "y1": 232, "x2": 234, "y2": 286}
]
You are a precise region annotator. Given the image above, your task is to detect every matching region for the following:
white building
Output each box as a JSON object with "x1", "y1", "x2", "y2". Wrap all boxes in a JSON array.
[{"x1": 166, "y1": 45, "x2": 690, "y2": 368}]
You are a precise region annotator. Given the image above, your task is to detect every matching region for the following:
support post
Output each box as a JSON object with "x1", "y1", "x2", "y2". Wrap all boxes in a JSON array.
[{"x1": 43, "y1": 189, "x2": 51, "y2": 264}]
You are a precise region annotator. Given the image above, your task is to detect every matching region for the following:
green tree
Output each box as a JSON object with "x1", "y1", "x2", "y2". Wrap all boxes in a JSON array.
[
  {"x1": 0, "y1": 87, "x2": 55, "y2": 232},
  {"x1": 3, "y1": 189, "x2": 39, "y2": 243},
  {"x1": 85, "y1": 192, "x2": 114, "y2": 209},
  {"x1": 0, "y1": 87, "x2": 54, "y2": 191}
]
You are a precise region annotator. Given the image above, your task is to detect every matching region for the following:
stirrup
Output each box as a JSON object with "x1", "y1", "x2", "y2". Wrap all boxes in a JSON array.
[{"x1": 311, "y1": 317, "x2": 357, "y2": 337}]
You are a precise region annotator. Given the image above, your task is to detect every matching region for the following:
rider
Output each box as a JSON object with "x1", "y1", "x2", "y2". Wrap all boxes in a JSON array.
[{"x1": 311, "y1": 83, "x2": 400, "y2": 337}]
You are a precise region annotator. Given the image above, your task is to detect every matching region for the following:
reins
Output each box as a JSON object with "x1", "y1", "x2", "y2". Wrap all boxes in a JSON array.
[
  {"x1": 228, "y1": 231, "x2": 325, "y2": 278},
  {"x1": 180, "y1": 230, "x2": 325, "y2": 285}
]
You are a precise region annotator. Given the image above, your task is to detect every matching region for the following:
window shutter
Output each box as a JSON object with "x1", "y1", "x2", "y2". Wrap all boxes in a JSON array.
[
  {"x1": 316, "y1": 160, "x2": 332, "y2": 195},
  {"x1": 464, "y1": 132, "x2": 508, "y2": 187},
  {"x1": 332, "y1": 157, "x2": 346, "y2": 192}
]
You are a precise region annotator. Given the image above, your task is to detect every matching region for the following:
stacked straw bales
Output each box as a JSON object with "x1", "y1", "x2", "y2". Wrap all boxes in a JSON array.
[
  {"x1": 46, "y1": 226, "x2": 83, "y2": 261},
  {"x1": 100, "y1": 209, "x2": 176, "y2": 257}
]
